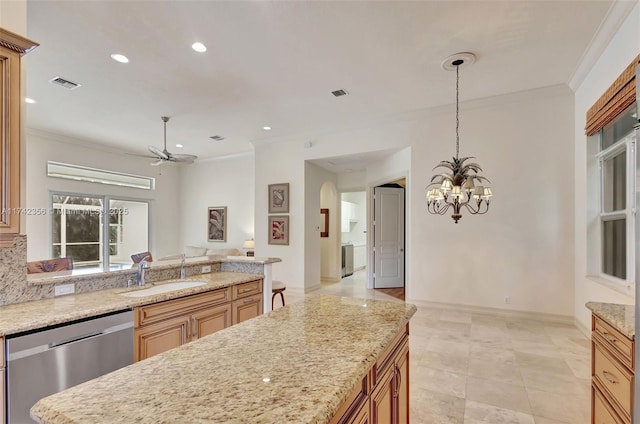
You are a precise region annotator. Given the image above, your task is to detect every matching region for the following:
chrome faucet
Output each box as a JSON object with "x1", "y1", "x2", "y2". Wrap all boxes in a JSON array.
[
  {"x1": 136, "y1": 256, "x2": 151, "y2": 286},
  {"x1": 180, "y1": 253, "x2": 186, "y2": 280}
]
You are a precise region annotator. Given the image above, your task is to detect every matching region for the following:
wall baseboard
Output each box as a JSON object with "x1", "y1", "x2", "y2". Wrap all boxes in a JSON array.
[
  {"x1": 574, "y1": 318, "x2": 591, "y2": 338},
  {"x1": 406, "y1": 298, "x2": 575, "y2": 325}
]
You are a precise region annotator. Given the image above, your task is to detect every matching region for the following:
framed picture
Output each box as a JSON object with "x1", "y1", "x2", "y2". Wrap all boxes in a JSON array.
[
  {"x1": 268, "y1": 183, "x2": 289, "y2": 213},
  {"x1": 320, "y1": 208, "x2": 329, "y2": 238},
  {"x1": 207, "y1": 206, "x2": 227, "y2": 242},
  {"x1": 268, "y1": 215, "x2": 289, "y2": 245}
]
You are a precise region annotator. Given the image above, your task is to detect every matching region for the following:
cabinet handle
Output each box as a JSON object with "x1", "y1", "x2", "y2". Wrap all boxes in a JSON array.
[
  {"x1": 243, "y1": 298, "x2": 254, "y2": 304},
  {"x1": 602, "y1": 370, "x2": 618, "y2": 384},
  {"x1": 602, "y1": 331, "x2": 618, "y2": 344},
  {"x1": 394, "y1": 365, "x2": 402, "y2": 398}
]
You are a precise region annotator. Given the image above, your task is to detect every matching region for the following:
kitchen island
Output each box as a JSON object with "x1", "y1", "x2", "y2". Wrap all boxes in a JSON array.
[{"x1": 31, "y1": 294, "x2": 416, "y2": 424}]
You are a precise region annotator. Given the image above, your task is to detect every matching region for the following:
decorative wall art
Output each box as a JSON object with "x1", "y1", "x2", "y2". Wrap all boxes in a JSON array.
[
  {"x1": 207, "y1": 206, "x2": 227, "y2": 242},
  {"x1": 268, "y1": 215, "x2": 289, "y2": 245},
  {"x1": 268, "y1": 183, "x2": 289, "y2": 214},
  {"x1": 320, "y1": 208, "x2": 329, "y2": 238}
]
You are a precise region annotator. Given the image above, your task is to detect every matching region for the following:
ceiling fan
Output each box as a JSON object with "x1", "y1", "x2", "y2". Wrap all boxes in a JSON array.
[{"x1": 148, "y1": 116, "x2": 197, "y2": 166}]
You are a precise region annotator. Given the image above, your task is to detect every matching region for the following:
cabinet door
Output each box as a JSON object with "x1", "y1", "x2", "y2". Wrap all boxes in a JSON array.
[
  {"x1": 134, "y1": 316, "x2": 190, "y2": 361},
  {"x1": 395, "y1": 342, "x2": 410, "y2": 424},
  {"x1": 0, "y1": 47, "x2": 21, "y2": 242},
  {"x1": 192, "y1": 303, "x2": 231, "y2": 340},
  {"x1": 348, "y1": 399, "x2": 370, "y2": 424},
  {"x1": 370, "y1": 365, "x2": 395, "y2": 424},
  {"x1": 232, "y1": 294, "x2": 263, "y2": 325}
]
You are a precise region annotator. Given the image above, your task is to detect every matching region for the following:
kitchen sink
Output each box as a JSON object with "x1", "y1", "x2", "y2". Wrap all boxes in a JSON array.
[{"x1": 119, "y1": 281, "x2": 207, "y2": 297}]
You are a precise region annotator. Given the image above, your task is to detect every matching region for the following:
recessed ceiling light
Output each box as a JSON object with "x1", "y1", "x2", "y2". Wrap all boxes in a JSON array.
[
  {"x1": 192, "y1": 42, "x2": 207, "y2": 53},
  {"x1": 25, "y1": 98, "x2": 36, "y2": 104},
  {"x1": 175, "y1": 144, "x2": 184, "y2": 148},
  {"x1": 263, "y1": 126, "x2": 271, "y2": 131},
  {"x1": 110, "y1": 54, "x2": 129, "y2": 63}
]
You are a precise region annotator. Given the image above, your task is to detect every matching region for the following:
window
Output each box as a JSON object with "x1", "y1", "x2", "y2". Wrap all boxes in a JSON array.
[
  {"x1": 51, "y1": 193, "x2": 149, "y2": 270},
  {"x1": 591, "y1": 103, "x2": 637, "y2": 284}
]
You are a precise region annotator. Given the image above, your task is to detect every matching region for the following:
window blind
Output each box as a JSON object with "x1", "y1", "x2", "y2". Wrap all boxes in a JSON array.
[{"x1": 585, "y1": 54, "x2": 639, "y2": 136}]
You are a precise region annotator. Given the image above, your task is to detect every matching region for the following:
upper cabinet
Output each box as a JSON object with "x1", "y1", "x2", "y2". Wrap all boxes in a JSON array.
[
  {"x1": 0, "y1": 28, "x2": 38, "y2": 247},
  {"x1": 341, "y1": 201, "x2": 358, "y2": 233}
]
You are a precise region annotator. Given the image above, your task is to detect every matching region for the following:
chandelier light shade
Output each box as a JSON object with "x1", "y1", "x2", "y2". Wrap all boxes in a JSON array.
[{"x1": 427, "y1": 52, "x2": 493, "y2": 224}]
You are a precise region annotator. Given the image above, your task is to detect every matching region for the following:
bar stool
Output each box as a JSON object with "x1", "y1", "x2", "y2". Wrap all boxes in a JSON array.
[{"x1": 272, "y1": 280, "x2": 286, "y2": 309}]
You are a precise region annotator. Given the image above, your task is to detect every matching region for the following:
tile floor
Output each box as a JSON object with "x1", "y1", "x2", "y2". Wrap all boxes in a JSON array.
[{"x1": 280, "y1": 270, "x2": 592, "y2": 424}]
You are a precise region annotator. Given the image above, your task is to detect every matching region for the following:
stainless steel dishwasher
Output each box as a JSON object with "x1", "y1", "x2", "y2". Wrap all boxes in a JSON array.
[{"x1": 6, "y1": 310, "x2": 133, "y2": 423}]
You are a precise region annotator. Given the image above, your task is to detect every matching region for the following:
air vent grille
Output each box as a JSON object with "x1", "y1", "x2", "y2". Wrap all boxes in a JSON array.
[
  {"x1": 210, "y1": 135, "x2": 225, "y2": 141},
  {"x1": 49, "y1": 76, "x2": 81, "y2": 90},
  {"x1": 331, "y1": 89, "x2": 348, "y2": 97}
]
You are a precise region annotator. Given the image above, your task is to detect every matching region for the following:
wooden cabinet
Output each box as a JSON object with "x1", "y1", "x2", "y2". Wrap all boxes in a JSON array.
[
  {"x1": 0, "y1": 28, "x2": 38, "y2": 246},
  {"x1": 331, "y1": 324, "x2": 410, "y2": 424},
  {"x1": 371, "y1": 335, "x2": 409, "y2": 424},
  {"x1": 232, "y1": 294, "x2": 263, "y2": 324},
  {"x1": 231, "y1": 280, "x2": 263, "y2": 325},
  {"x1": 591, "y1": 314, "x2": 635, "y2": 424},
  {"x1": 192, "y1": 303, "x2": 231, "y2": 340},
  {"x1": 348, "y1": 401, "x2": 370, "y2": 424},
  {"x1": 135, "y1": 280, "x2": 263, "y2": 361},
  {"x1": 135, "y1": 287, "x2": 231, "y2": 361},
  {"x1": 135, "y1": 315, "x2": 190, "y2": 361}
]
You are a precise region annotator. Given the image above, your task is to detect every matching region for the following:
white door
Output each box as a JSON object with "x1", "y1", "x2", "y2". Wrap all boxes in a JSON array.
[{"x1": 373, "y1": 186, "x2": 405, "y2": 288}]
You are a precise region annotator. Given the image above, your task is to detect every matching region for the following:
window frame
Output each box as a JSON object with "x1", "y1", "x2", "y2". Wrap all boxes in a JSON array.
[
  {"x1": 49, "y1": 191, "x2": 151, "y2": 271},
  {"x1": 594, "y1": 128, "x2": 636, "y2": 286}
]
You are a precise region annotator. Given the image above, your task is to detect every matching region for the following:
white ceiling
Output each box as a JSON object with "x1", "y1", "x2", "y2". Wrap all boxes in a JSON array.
[{"x1": 25, "y1": 0, "x2": 616, "y2": 167}]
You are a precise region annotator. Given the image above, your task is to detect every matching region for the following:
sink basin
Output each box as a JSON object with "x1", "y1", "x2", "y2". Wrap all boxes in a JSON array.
[{"x1": 120, "y1": 281, "x2": 207, "y2": 298}]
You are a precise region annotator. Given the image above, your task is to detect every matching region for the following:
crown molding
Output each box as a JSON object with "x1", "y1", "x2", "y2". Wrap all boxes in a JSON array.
[{"x1": 569, "y1": 0, "x2": 637, "y2": 91}]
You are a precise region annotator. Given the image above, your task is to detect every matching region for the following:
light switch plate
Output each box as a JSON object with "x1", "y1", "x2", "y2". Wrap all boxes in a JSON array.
[
  {"x1": 201, "y1": 265, "x2": 212, "y2": 273},
  {"x1": 54, "y1": 283, "x2": 75, "y2": 296}
]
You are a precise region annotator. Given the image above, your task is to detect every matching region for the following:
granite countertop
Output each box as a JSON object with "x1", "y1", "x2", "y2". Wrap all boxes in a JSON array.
[
  {"x1": 31, "y1": 294, "x2": 417, "y2": 424},
  {"x1": 586, "y1": 301, "x2": 635, "y2": 339},
  {"x1": 0, "y1": 272, "x2": 263, "y2": 337}
]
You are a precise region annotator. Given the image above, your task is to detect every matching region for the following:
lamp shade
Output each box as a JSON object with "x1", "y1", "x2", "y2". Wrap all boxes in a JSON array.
[{"x1": 243, "y1": 239, "x2": 255, "y2": 249}]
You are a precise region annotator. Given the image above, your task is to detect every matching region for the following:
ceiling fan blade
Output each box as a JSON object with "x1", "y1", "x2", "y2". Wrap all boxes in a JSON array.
[
  {"x1": 150, "y1": 159, "x2": 165, "y2": 166},
  {"x1": 170, "y1": 154, "x2": 197, "y2": 164},
  {"x1": 148, "y1": 145, "x2": 169, "y2": 160},
  {"x1": 127, "y1": 152, "x2": 159, "y2": 159}
]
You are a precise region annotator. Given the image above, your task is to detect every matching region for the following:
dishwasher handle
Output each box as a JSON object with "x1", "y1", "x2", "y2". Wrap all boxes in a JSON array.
[
  {"x1": 8, "y1": 321, "x2": 133, "y2": 362},
  {"x1": 48, "y1": 331, "x2": 104, "y2": 349}
]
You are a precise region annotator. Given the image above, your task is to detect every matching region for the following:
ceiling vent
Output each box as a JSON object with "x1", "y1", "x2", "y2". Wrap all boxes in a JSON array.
[
  {"x1": 210, "y1": 135, "x2": 225, "y2": 141},
  {"x1": 331, "y1": 89, "x2": 348, "y2": 97},
  {"x1": 49, "y1": 76, "x2": 81, "y2": 90}
]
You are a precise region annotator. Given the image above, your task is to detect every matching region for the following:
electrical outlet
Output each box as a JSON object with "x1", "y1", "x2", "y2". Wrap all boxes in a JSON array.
[
  {"x1": 201, "y1": 265, "x2": 212, "y2": 273},
  {"x1": 54, "y1": 283, "x2": 75, "y2": 296},
  {"x1": 504, "y1": 296, "x2": 510, "y2": 304}
]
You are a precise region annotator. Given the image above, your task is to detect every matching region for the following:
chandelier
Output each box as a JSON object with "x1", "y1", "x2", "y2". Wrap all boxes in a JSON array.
[{"x1": 426, "y1": 52, "x2": 492, "y2": 224}]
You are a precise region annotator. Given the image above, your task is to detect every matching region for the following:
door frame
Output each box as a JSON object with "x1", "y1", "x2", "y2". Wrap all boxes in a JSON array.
[{"x1": 366, "y1": 174, "x2": 409, "y2": 291}]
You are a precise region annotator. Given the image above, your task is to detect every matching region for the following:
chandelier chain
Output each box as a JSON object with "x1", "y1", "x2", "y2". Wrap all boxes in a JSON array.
[{"x1": 455, "y1": 64, "x2": 460, "y2": 159}]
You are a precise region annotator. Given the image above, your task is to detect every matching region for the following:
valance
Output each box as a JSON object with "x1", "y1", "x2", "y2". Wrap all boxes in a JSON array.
[{"x1": 585, "y1": 54, "x2": 639, "y2": 136}]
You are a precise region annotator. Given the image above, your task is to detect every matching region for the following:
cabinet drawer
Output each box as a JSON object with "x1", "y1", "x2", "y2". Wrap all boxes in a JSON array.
[
  {"x1": 593, "y1": 342, "x2": 633, "y2": 420},
  {"x1": 135, "y1": 288, "x2": 230, "y2": 327},
  {"x1": 593, "y1": 316, "x2": 633, "y2": 368},
  {"x1": 593, "y1": 384, "x2": 626, "y2": 424},
  {"x1": 232, "y1": 280, "x2": 262, "y2": 299}
]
